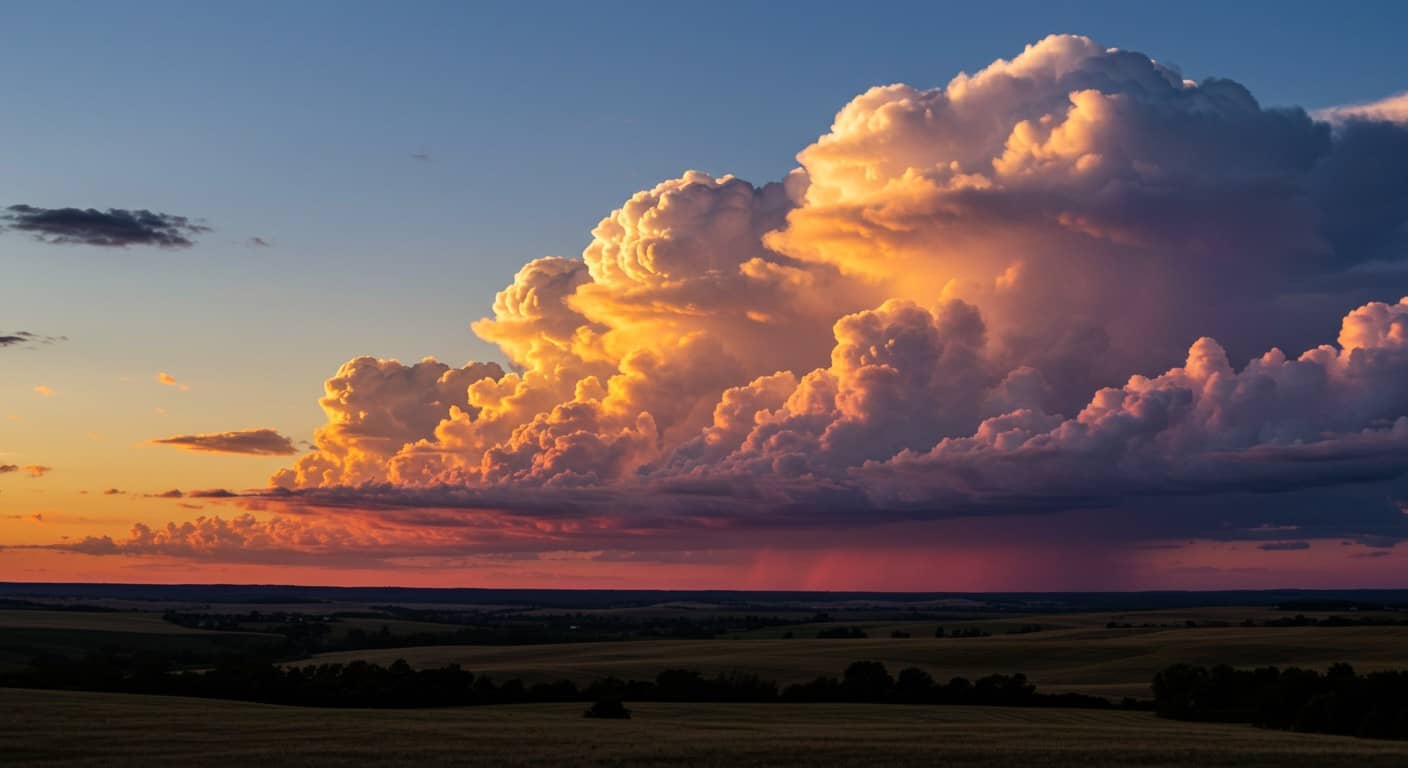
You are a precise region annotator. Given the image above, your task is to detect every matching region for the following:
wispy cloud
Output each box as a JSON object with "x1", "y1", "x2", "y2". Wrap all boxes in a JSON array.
[
  {"x1": 1257, "y1": 541, "x2": 1312, "y2": 552},
  {"x1": 1316, "y1": 91, "x2": 1408, "y2": 125},
  {"x1": 0, "y1": 331, "x2": 66, "y2": 350},
  {"x1": 0, "y1": 464, "x2": 54, "y2": 478}
]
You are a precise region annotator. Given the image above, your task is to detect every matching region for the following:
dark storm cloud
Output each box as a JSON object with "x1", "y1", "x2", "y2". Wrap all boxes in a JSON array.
[{"x1": 3, "y1": 205, "x2": 210, "y2": 248}]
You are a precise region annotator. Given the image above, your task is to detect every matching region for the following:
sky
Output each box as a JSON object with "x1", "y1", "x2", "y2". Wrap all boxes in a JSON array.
[{"x1": 4, "y1": 1, "x2": 1408, "y2": 590}]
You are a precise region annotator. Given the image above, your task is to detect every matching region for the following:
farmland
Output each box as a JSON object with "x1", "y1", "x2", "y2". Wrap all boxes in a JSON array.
[
  {"x1": 8, "y1": 688, "x2": 1408, "y2": 767},
  {"x1": 307, "y1": 621, "x2": 1408, "y2": 700},
  {"x1": 7, "y1": 584, "x2": 1408, "y2": 765}
]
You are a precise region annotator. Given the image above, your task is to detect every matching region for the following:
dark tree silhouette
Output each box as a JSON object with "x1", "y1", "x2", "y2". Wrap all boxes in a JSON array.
[{"x1": 584, "y1": 698, "x2": 632, "y2": 719}]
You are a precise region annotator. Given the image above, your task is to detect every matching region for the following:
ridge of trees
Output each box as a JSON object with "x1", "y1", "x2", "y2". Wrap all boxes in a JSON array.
[
  {"x1": 1154, "y1": 663, "x2": 1408, "y2": 739},
  {"x1": 2, "y1": 654, "x2": 1125, "y2": 711}
]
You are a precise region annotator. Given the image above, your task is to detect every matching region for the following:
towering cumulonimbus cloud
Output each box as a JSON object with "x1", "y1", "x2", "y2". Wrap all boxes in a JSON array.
[{"x1": 253, "y1": 35, "x2": 1408, "y2": 556}]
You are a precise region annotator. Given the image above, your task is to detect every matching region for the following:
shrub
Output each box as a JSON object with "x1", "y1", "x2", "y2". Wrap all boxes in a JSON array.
[{"x1": 583, "y1": 698, "x2": 632, "y2": 719}]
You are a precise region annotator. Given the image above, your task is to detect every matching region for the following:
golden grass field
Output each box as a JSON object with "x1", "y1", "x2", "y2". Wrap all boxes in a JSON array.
[
  {"x1": 308, "y1": 619, "x2": 1408, "y2": 699},
  {"x1": 5, "y1": 687, "x2": 1408, "y2": 767}
]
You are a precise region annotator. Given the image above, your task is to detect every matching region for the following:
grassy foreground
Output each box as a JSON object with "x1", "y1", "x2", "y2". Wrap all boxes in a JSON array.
[{"x1": 5, "y1": 688, "x2": 1408, "y2": 767}]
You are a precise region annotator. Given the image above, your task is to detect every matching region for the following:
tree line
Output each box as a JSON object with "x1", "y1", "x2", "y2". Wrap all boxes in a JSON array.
[
  {"x1": 161, "y1": 609, "x2": 804, "y2": 655},
  {"x1": 4, "y1": 653, "x2": 1121, "y2": 711},
  {"x1": 1154, "y1": 663, "x2": 1408, "y2": 739}
]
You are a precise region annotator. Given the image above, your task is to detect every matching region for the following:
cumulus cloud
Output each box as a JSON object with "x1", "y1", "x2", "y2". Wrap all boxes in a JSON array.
[
  {"x1": 151, "y1": 428, "x2": 297, "y2": 456},
  {"x1": 55, "y1": 34, "x2": 1408, "y2": 566},
  {"x1": 155, "y1": 372, "x2": 190, "y2": 390},
  {"x1": 55, "y1": 514, "x2": 387, "y2": 564},
  {"x1": 856, "y1": 299, "x2": 1408, "y2": 510},
  {"x1": 272, "y1": 357, "x2": 505, "y2": 486},
  {"x1": 44, "y1": 511, "x2": 603, "y2": 566},
  {"x1": 33, "y1": 385, "x2": 54, "y2": 397},
  {"x1": 2, "y1": 205, "x2": 209, "y2": 248}
]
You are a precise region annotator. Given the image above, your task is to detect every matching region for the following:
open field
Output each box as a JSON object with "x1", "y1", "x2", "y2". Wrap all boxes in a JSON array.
[
  {"x1": 7, "y1": 588, "x2": 1408, "y2": 764},
  {"x1": 0, "y1": 610, "x2": 281, "y2": 675},
  {"x1": 5, "y1": 687, "x2": 1408, "y2": 767},
  {"x1": 0, "y1": 609, "x2": 260, "y2": 634},
  {"x1": 309, "y1": 623, "x2": 1408, "y2": 699},
  {"x1": 7, "y1": 596, "x2": 1408, "y2": 700}
]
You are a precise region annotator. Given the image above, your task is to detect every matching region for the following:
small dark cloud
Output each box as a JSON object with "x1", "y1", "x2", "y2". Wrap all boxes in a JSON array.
[
  {"x1": 1257, "y1": 540, "x2": 1312, "y2": 551},
  {"x1": 1, "y1": 465, "x2": 53, "y2": 478},
  {"x1": 187, "y1": 488, "x2": 237, "y2": 498},
  {"x1": 1353, "y1": 550, "x2": 1392, "y2": 559},
  {"x1": 3, "y1": 205, "x2": 210, "y2": 248},
  {"x1": 62, "y1": 537, "x2": 119, "y2": 555},
  {"x1": 411, "y1": 152, "x2": 432, "y2": 162},
  {"x1": 150, "y1": 489, "x2": 185, "y2": 499},
  {"x1": 246, "y1": 237, "x2": 271, "y2": 248},
  {"x1": 0, "y1": 331, "x2": 67, "y2": 350},
  {"x1": 151, "y1": 428, "x2": 296, "y2": 456},
  {"x1": 102, "y1": 488, "x2": 125, "y2": 495}
]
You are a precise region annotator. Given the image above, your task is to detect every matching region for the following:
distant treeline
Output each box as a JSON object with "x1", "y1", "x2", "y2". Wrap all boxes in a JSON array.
[
  {"x1": 16, "y1": 582, "x2": 1408, "y2": 613},
  {"x1": 3, "y1": 654, "x2": 1123, "y2": 711},
  {"x1": 0, "y1": 598, "x2": 117, "y2": 613},
  {"x1": 1276, "y1": 599, "x2": 1408, "y2": 613},
  {"x1": 159, "y1": 610, "x2": 1045, "y2": 656},
  {"x1": 162, "y1": 609, "x2": 800, "y2": 654},
  {"x1": 1258, "y1": 614, "x2": 1408, "y2": 628},
  {"x1": 1154, "y1": 664, "x2": 1408, "y2": 739},
  {"x1": 1107, "y1": 615, "x2": 1408, "y2": 630}
]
